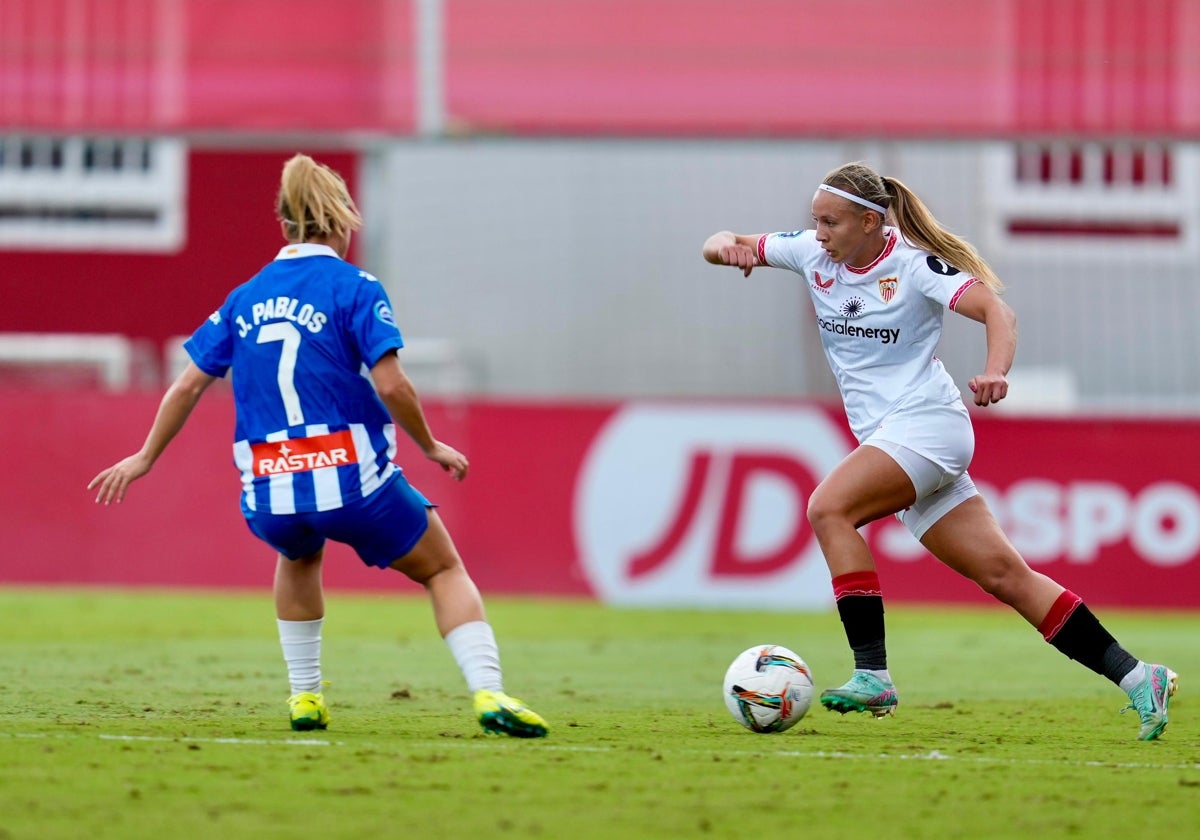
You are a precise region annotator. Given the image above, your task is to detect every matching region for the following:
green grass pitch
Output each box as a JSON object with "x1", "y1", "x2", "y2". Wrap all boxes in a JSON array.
[{"x1": 1, "y1": 588, "x2": 1196, "y2": 839}]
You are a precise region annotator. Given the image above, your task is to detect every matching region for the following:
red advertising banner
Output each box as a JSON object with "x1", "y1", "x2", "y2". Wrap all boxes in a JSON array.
[
  {"x1": 0, "y1": 0, "x2": 1193, "y2": 136},
  {"x1": 6, "y1": 390, "x2": 1199, "y2": 608}
]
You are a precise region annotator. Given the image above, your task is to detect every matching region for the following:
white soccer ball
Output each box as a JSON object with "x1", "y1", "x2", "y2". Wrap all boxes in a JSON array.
[{"x1": 722, "y1": 644, "x2": 815, "y2": 733}]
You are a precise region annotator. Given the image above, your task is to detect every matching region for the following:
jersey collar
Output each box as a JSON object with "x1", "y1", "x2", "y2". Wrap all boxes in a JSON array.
[
  {"x1": 845, "y1": 228, "x2": 897, "y2": 275},
  {"x1": 275, "y1": 243, "x2": 340, "y2": 260}
]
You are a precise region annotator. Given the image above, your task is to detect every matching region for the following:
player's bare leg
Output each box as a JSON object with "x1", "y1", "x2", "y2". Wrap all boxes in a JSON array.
[
  {"x1": 923, "y1": 496, "x2": 1178, "y2": 739},
  {"x1": 807, "y1": 446, "x2": 914, "y2": 717},
  {"x1": 919, "y1": 496, "x2": 1061, "y2": 623},
  {"x1": 392, "y1": 511, "x2": 548, "y2": 737}
]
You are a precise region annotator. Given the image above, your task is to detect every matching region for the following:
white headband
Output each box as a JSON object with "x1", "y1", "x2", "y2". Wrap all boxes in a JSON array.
[{"x1": 819, "y1": 183, "x2": 887, "y2": 215}]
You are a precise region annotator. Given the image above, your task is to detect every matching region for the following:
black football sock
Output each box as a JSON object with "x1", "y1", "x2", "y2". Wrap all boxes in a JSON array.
[
  {"x1": 832, "y1": 571, "x2": 887, "y2": 671},
  {"x1": 1039, "y1": 591, "x2": 1139, "y2": 685}
]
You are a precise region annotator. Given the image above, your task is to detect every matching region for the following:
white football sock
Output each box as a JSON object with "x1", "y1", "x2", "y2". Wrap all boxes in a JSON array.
[
  {"x1": 278, "y1": 618, "x2": 323, "y2": 695},
  {"x1": 444, "y1": 620, "x2": 503, "y2": 693},
  {"x1": 1119, "y1": 661, "x2": 1149, "y2": 694}
]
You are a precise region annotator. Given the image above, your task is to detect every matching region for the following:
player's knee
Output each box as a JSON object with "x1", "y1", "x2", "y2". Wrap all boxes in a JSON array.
[
  {"x1": 971, "y1": 558, "x2": 1030, "y2": 605},
  {"x1": 390, "y1": 546, "x2": 461, "y2": 586},
  {"x1": 422, "y1": 560, "x2": 468, "y2": 589},
  {"x1": 807, "y1": 488, "x2": 850, "y2": 535}
]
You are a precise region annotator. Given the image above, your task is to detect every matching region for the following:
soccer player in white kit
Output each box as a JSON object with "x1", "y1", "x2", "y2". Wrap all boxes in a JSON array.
[
  {"x1": 89, "y1": 154, "x2": 548, "y2": 738},
  {"x1": 703, "y1": 161, "x2": 1177, "y2": 740}
]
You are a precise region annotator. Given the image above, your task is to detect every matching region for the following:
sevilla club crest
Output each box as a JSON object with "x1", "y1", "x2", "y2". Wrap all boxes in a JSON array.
[{"x1": 878, "y1": 277, "x2": 898, "y2": 303}]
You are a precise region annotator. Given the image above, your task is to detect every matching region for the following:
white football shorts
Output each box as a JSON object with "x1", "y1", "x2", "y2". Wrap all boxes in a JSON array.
[{"x1": 862, "y1": 400, "x2": 979, "y2": 540}]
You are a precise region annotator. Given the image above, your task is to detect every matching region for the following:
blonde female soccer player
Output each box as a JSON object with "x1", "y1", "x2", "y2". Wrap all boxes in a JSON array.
[
  {"x1": 90, "y1": 153, "x2": 548, "y2": 738},
  {"x1": 703, "y1": 161, "x2": 1176, "y2": 740}
]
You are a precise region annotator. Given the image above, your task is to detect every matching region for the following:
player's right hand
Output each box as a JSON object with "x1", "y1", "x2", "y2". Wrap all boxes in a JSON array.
[
  {"x1": 88, "y1": 453, "x2": 153, "y2": 505},
  {"x1": 719, "y1": 243, "x2": 759, "y2": 277}
]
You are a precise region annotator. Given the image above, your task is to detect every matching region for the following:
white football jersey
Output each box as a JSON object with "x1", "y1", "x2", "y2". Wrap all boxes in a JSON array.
[{"x1": 759, "y1": 227, "x2": 979, "y2": 442}]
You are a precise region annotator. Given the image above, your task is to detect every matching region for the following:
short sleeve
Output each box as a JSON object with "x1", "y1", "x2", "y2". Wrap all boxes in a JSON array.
[
  {"x1": 760, "y1": 230, "x2": 820, "y2": 275},
  {"x1": 184, "y1": 304, "x2": 234, "y2": 378},
  {"x1": 346, "y1": 271, "x2": 405, "y2": 367},
  {"x1": 910, "y1": 253, "x2": 979, "y2": 310}
]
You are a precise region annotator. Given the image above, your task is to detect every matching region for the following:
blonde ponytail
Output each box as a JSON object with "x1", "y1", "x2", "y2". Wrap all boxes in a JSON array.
[
  {"x1": 822, "y1": 162, "x2": 1003, "y2": 292},
  {"x1": 276, "y1": 154, "x2": 363, "y2": 242}
]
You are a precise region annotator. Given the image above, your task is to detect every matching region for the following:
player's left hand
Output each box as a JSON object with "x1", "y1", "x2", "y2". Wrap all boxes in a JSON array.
[
  {"x1": 88, "y1": 453, "x2": 154, "y2": 505},
  {"x1": 967, "y1": 372, "x2": 1009, "y2": 406},
  {"x1": 425, "y1": 441, "x2": 469, "y2": 481}
]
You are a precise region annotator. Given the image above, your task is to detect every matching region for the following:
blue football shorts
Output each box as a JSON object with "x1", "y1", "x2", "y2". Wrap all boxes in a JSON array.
[{"x1": 242, "y1": 471, "x2": 434, "y2": 568}]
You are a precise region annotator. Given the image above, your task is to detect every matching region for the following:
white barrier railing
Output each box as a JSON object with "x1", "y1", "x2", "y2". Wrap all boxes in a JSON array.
[{"x1": 0, "y1": 332, "x2": 136, "y2": 390}]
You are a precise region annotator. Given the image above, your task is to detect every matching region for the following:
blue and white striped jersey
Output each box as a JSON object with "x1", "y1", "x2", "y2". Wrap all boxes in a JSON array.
[{"x1": 185, "y1": 243, "x2": 405, "y2": 513}]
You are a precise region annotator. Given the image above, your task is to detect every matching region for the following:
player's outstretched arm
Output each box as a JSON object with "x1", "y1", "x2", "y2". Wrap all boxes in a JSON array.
[
  {"x1": 702, "y1": 231, "x2": 764, "y2": 277},
  {"x1": 369, "y1": 350, "x2": 469, "y2": 481},
  {"x1": 88, "y1": 362, "x2": 217, "y2": 504}
]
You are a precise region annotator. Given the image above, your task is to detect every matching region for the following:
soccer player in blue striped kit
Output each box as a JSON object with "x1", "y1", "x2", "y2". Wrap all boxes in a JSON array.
[
  {"x1": 704, "y1": 161, "x2": 1177, "y2": 740},
  {"x1": 89, "y1": 153, "x2": 548, "y2": 738}
]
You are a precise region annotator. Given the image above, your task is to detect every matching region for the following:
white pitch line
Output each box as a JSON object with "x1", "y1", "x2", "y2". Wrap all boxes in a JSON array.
[
  {"x1": 98, "y1": 734, "x2": 337, "y2": 746},
  {"x1": 1, "y1": 732, "x2": 334, "y2": 746},
  {"x1": 673, "y1": 746, "x2": 1200, "y2": 772},
  {"x1": 401, "y1": 740, "x2": 1200, "y2": 772},
  {"x1": 3, "y1": 731, "x2": 1197, "y2": 771}
]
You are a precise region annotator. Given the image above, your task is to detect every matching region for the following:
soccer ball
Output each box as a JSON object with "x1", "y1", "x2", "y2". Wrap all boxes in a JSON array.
[{"x1": 722, "y1": 644, "x2": 814, "y2": 733}]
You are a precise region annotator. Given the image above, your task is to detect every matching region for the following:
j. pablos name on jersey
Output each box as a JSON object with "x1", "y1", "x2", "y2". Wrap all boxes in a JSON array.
[{"x1": 220, "y1": 295, "x2": 329, "y2": 338}]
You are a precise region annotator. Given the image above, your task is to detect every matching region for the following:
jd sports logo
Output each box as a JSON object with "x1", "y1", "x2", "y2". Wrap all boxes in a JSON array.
[{"x1": 574, "y1": 405, "x2": 849, "y2": 608}]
